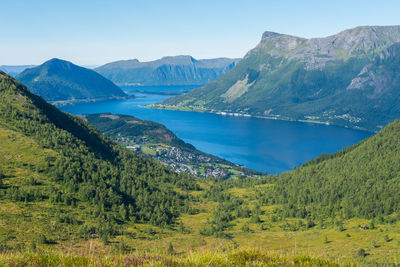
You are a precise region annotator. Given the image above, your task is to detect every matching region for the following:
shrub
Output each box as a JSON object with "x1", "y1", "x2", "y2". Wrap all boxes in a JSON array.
[
  {"x1": 0, "y1": 242, "x2": 7, "y2": 252},
  {"x1": 368, "y1": 220, "x2": 375, "y2": 230},
  {"x1": 100, "y1": 233, "x2": 108, "y2": 245},
  {"x1": 38, "y1": 234, "x2": 48, "y2": 244},
  {"x1": 241, "y1": 223, "x2": 251, "y2": 233},
  {"x1": 167, "y1": 242, "x2": 174, "y2": 254},
  {"x1": 30, "y1": 241, "x2": 37, "y2": 252},
  {"x1": 250, "y1": 215, "x2": 261, "y2": 223},
  {"x1": 357, "y1": 248, "x2": 366, "y2": 257}
]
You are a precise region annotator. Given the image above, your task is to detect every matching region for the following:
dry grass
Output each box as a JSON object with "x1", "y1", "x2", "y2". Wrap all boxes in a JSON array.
[{"x1": 0, "y1": 248, "x2": 351, "y2": 266}]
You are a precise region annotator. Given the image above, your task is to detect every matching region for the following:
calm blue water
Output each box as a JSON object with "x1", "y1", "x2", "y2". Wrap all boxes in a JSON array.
[
  {"x1": 60, "y1": 86, "x2": 372, "y2": 174},
  {"x1": 121, "y1": 85, "x2": 197, "y2": 93}
]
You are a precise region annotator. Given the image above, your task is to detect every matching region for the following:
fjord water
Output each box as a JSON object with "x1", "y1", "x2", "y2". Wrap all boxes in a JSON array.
[{"x1": 60, "y1": 86, "x2": 372, "y2": 174}]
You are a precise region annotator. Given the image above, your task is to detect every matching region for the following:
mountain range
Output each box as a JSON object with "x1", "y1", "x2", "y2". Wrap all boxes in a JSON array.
[
  {"x1": 95, "y1": 55, "x2": 240, "y2": 86},
  {"x1": 0, "y1": 65, "x2": 36, "y2": 77},
  {"x1": 16, "y1": 58, "x2": 127, "y2": 103},
  {"x1": 161, "y1": 26, "x2": 400, "y2": 132}
]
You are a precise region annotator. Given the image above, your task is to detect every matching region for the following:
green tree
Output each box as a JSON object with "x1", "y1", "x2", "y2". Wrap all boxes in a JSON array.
[
  {"x1": 357, "y1": 248, "x2": 366, "y2": 258},
  {"x1": 119, "y1": 204, "x2": 128, "y2": 221},
  {"x1": 30, "y1": 241, "x2": 36, "y2": 252},
  {"x1": 38, "y1": 234, "x2": 48, "y2": 244},
  {"x1": 241, "y1": 223, "x2": 250, "y2": 233},
  {"x1": 167, "y1": 242, "x2": 174, "y2": 254}
]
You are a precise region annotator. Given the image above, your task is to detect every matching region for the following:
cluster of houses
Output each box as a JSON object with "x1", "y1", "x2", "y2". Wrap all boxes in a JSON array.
[
  {"x1": 166, "y1": 163, "x2": 227, "y2": 178},
  {"x1": 155, "y1": 147, "x2": 228, "y2": 178},
  {"x1": 115, "y1": 134, "x2": 252, "y2": 179}
]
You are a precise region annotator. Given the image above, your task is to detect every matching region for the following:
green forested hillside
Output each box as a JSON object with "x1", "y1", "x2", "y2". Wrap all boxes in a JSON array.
[
  {"x1": 180, "y1": 121, "x2": 400, "y2": 264},
  {"x1": 0, "y1": 71, "x2": 196, "y2": 245},
  {"x1": 265, "y1": 120, "x2": 400, "y2": 221},
  {"x1": 83, "y1": 113, "x2": 196, "y2": 151}
]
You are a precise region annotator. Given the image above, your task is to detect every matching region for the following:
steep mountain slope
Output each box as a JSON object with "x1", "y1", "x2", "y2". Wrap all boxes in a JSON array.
[
  {"x1": 0, "y1": 71, "x2": 196, "y2": 244},
  {"x1": 162, "y1": 26, "x2": 400, "y2": 132},
  {"x1": 266, "y1": 119, "x2": 400, "y2": 220},
  {"x1": 16, "y1": 58, "x2": 127, "y2": 102},
  {"x1": 95, "y1": 55, "x2": 240, "y2": 86},
  {"x1": 0, "y1": 65, "x2": 36, "y2": 77}
]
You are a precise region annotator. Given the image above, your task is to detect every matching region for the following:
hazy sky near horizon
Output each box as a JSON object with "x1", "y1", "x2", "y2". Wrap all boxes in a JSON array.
[{"x1": 1, "y1": 0, "x2": 399, "y2": 65}]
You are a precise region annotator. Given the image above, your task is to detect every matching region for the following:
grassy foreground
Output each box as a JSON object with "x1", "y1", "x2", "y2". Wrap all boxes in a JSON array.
[
  {"x1": 1, "y1": 72, "x2": 400, "y2": 266},
  {"x1": 0, "y1": 249, "x2": 347, "y2": 266}
]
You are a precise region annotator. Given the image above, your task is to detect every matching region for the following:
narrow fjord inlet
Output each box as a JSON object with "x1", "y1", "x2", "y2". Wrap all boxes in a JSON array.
[
  {"x1": 1, "y1": 1, "x2": 400, "y2": 266},
  {"x1": 60, "y1": 88, "x2": 371, "y2": 174}
]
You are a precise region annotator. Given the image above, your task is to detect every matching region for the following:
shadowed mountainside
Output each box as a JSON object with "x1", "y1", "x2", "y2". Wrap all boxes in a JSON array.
[{"x1": 16, "y1": 58, "x2": 127, "y2": 102}]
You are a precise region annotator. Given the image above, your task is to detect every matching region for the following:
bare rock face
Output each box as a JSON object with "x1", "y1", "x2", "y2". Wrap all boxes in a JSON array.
[
  {"x1": 347, "y1": 42, "x2": 400, "y2": 98},
  {"x1": 252, "y1": 26, "x2": 400, "y2": 70},
  {"x1": 261, "y1": 31, "x2": 280, "y2": 39}
]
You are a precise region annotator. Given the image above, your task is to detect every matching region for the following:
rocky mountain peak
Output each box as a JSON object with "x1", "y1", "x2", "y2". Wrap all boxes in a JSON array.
[
  {"x1": 252, "y1": 25, "x2": 400, "y2": 69},
  {"x1": 327, "y1": 25, "x2": 400, "y2": 54},
  {"x1": 162, "y1": 25, "x2": 400, "y2": 132},
  {"x1": 261, "y1": 31, "x2": 281, "y2": 39}
]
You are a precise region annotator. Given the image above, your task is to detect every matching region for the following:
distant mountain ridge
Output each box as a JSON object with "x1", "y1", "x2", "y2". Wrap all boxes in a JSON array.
[
  {"x1": 95, "y1": 55, "x2": 240, "y2": 86},
  {"x1": 0, "y1": 65, "x2": 36, "y2": 77},
  {"x1": 161, "y1": 26, "x2": 400, "y2": 132},
  {"x1": 16, "y1": 58, "x2": 127, "y2": 103}
]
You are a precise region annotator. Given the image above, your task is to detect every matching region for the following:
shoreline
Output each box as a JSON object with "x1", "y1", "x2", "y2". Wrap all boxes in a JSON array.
[
  {"x1": 124, "y1": 90, "x2": 185, "y2": 96},
  {"x1": 147, "y1": 104, "x2": 374, "y2": 133},
  {"x1": 51, "y1": 95, "x2": 132, "y2": 107}
]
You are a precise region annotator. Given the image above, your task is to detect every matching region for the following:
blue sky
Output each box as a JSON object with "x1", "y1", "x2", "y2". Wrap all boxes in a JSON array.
[{"x1": 1, "y1": 0, "x2": 399, "y2": 65}]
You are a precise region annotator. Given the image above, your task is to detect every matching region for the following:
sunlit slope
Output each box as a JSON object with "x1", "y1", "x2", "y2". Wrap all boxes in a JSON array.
[
  {"x1": 0, "y1": 71, "x2": 196, "y2": 246},
  {"x1": 267, "y1": 120, "x2": 400, "y2": 220}
]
